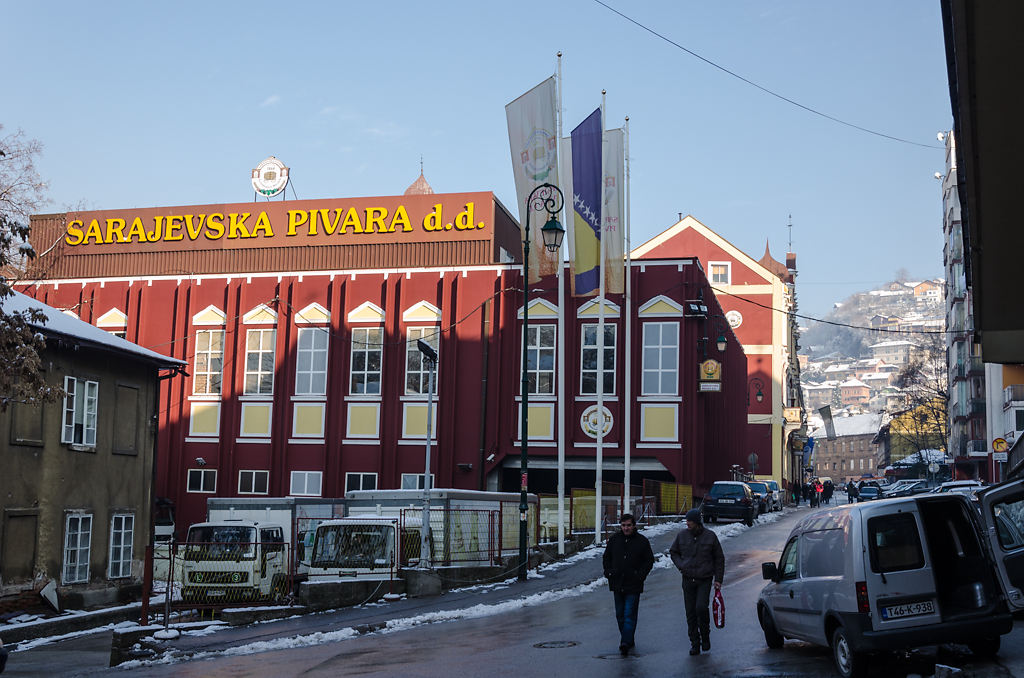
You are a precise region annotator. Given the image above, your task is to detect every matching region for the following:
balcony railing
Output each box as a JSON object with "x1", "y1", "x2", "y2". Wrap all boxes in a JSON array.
[{"x1": 1005, "y1": 384, "x2": 1024, "y2": 408}]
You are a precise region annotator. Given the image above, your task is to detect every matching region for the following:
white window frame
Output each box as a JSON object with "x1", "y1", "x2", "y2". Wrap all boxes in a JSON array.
[
  {"x1": 187, "y1": 468, "x2": 217, "y2": 493},
  {"x1": 244, "y1": 328, "x2": 276, "y2": 395},
  {"x1": 345, "y1": 472, "x2": 378, "y2": 494},
  {"x1": 193, "y1": 329, "x2": 225, "y2": 395},
  {"x1": 641, "y1": 322, "x2": 679, "y2": 396},
  {"x1": 295, "y1": 327, "x2": 329, "y2": 396},
  {"x1": 63, "y1": 512, "x2": 92, "y2": 584},
  {"x1": 350, "y1": 327, "x2": 383, "y2": 395},
  {"x1": 108, "y1": 514, "x2": 134, "y2": 579},
  {"x1": 238, "y1": 469, "x2": 270, "y2": 495},
  {"x1": 523, "y1": 324, "x2": 556, "y2": 395},
  {"x1": 290, "y1": 470, "x2": 323, "y2": 497},
  {"x1": 62, "y1": 376, "x2": 99, "y2": 446},
  {"x1": 580, "y1": 323, "x2": 616, "y2": 395},
  {"x1": 405, "y1": 327, "x2": 440, "y2": 396},
  {"x1": 708, "y1": 261, "x2": 731, "y2": 285},
  {"x1": 401, "y1": 473, "x2": 436, "y2": 490}
]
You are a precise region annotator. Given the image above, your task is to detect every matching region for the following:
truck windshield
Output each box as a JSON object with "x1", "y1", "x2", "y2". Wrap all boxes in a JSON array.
[
  {"x1": 312, "y1": 525, "x2": 395, "y2": 569},
  {"x1": 183, "y1": 526, "x2": 257, "y2": 561}
]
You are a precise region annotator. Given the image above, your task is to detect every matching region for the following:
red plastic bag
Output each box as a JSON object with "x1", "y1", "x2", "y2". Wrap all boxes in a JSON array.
[{"x1": 712, "y1": 588, "x2": 725, "y2": 628}]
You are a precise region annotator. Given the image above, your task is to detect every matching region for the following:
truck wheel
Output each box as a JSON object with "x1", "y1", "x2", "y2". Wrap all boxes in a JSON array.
[
  {"x1": 967, "y1": 636, "x2": 1000, "y2": 658},
  {"x1": 760, "y1": 607, "x2": 784, "y2": 649},
  {"x1": 831, "y1": 626, "x2": 868, "y2": 678}
]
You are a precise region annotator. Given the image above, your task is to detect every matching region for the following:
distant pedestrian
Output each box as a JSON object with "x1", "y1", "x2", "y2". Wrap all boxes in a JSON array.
[
  {"x1": 603, "y1": 513, "x2": 655, "y2": 657},
  {"x1": 813, "y1": 480, "x2": 823, "y2": 507},
  {"x1": 846, "y1": 482, "x2": 859, "y2": 504},
  {"x1": 823, "y1": 481, "x2": 834, "y2": 505},
  {"x1": 670, "y1": 509, "x2": 725, "y2": 656}
]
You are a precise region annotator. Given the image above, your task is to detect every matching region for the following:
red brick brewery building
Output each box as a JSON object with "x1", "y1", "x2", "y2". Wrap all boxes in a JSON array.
[{"x1": 22, "y1": 179, "x2": 748, "y2": 534}]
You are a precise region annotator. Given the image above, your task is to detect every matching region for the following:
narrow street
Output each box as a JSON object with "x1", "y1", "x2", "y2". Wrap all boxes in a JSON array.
[{"x1": 7, "y1": 506, "x2": 1024, "y2": 677}]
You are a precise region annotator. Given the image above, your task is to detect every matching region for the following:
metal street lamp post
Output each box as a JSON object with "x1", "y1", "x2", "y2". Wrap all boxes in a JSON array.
[
  {"x1": 519, "y1": 183, "x2": 565, "y2": 582},
  {"x1": 417, "y1": 338, "x2": 438, "y2": 570}
]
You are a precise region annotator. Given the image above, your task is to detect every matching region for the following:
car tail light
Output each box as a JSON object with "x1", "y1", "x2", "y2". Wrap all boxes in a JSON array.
[{"x1": 856, "y1": 581, "x2": 869, "y2": 613}]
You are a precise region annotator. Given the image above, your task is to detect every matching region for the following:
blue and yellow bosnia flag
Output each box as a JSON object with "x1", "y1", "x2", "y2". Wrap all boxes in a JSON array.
[{"x1": 570, "y1": 108, "x2": 602, "y2": 297}]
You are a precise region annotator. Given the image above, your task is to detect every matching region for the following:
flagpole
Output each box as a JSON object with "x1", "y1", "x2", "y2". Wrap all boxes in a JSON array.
[
  {"x1": 595, "y1": 89, "x2": 606, "y2": 545},
  {"x1": 623, "y1": 115, "x2": 632, "y2": 517},
  {"x1": 555, "y1": 52, "x2": 566, "y2": 556}
]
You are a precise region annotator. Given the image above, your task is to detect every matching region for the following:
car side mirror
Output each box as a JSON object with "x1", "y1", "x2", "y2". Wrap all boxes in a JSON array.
[{"x1": 762, "y1": 562, "x2": 779, "y2": 581}]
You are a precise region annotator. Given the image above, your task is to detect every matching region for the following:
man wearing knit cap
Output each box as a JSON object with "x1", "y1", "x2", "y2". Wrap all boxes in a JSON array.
[{"x1": 669, "y1": 508, "x2": 725, "y2": 655}]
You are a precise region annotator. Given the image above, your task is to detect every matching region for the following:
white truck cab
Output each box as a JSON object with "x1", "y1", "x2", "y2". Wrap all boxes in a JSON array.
[
  {"x1": 757, "y1": 479, "x2": 1024, "y2": 678},
  {"x1": 307, "y1": 516, "x2": 422, "y2": 581},
  {"x1": 181, "y1": 520, "x2": 288, "y2": 603}
]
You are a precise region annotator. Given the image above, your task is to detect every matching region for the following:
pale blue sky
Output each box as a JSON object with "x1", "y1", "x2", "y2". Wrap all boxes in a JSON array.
[{"x1": 2, "y1": 1, "x2": 950, "y2": 317}]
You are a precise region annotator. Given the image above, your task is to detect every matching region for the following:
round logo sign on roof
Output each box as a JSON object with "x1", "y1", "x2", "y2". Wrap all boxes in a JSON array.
[
  {"x1": 251, "y1": 156, "x2": 289, "y2": 197},
  {"x1": 726, "y1": 310, "x2": 743, "y2": 329}
]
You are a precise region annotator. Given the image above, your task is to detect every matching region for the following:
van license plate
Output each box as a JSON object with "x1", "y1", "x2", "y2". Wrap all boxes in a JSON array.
[
  {"x1": 207, "y1": 589, "x2": 226, "y2": 597},
  {"x1": 881, "y1": 600, "x2": 934, "y2": 619},
  {"x1": 719, "y1": 499, "x2": 735, "y2": 504}
]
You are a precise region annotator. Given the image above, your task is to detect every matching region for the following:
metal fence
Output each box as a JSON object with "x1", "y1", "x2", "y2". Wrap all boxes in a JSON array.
[
  {"x1": 642, "y1": 479, "x2": 693, "y2": 516},
  {"x1": 397, "y1": 505, "x2": 539, "y2": 566}
]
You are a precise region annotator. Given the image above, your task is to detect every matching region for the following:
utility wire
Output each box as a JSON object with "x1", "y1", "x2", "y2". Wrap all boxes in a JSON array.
[
  {"x1": 592, "y1": 0, "x2": 943, "y2": 150},
  {"x1": 710, "y1": 285, "x2": 953, "y2": 335}
]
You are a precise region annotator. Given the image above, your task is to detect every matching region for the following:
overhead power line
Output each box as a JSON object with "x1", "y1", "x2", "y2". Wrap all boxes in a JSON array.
[{"x1": 592, "y1": 0, "x2": 943, "y2": 150}]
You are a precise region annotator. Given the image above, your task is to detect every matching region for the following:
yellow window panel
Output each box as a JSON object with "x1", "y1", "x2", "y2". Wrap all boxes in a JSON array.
[
  {"x1": 190, "y1": 402, "x2": 220, "y2": 436},
  {"x1": 348, "y1": 403, "x2": 380, "y2": 437},
  {"x1": 642, "y1": 404, "x2": 677, "y2": 441},
  {"x1": 241, "y1": 403, "x2": 272, "y2": 436},
  {"x1": 293, "y1": 403, "x2": 325, "y2": 437}
]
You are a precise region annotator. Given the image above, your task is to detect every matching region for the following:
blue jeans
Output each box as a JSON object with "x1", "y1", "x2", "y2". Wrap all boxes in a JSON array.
[{"x1": 613, "y1": 591, "x2": 641, "y2": 647}]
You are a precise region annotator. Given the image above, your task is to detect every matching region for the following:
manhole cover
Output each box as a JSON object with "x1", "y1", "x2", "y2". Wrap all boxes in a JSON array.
[{"x1": 534, "y1": 641, "x2": 578, "y2": 649}]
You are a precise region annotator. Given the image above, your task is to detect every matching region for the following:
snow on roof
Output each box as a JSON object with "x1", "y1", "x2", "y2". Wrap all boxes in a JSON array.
[
  {"x1": 869, "y1": 340, "x2": 916, "y2": 348},
  {"x1": 808, "y1": 412, "x2": 882, "y2": 439},
  {"x1": 840, "y1": 378, "x2": 868, "y2": 388},
  {"x1": 4, "y1": 290, "x2": 183, "y2": 367}
]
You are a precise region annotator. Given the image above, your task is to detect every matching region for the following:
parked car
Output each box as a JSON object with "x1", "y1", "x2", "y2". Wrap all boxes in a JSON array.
[
  {"x1": 883, "y1": 479, "x2": 930, "y2": 498},
  {"x1": 933, "y1": 480, "x2": 985, "y2": 493},
  {"x1": 881, "y1": 479, "x2": 925, "y2": 497},
  {"x1": 701, "y1": 481, "x2": 757, "y2": 526},
  {"x1": 766, "y1": 480, "x2": 784, "y2": 507},
  {"x1": 756, "y1": 481, "x2": 1024, "y2": 678},
  {"x1": 856, "y1": 486, "x2": 881, "y2": 502},
  {"x1": 749, "y1": 481, "x2": 781, "y2": 513}
]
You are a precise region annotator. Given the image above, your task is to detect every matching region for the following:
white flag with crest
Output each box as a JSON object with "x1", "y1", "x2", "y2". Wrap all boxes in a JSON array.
[{"x1": 506, "y1": 77, "x2": 559, "y2": 283}]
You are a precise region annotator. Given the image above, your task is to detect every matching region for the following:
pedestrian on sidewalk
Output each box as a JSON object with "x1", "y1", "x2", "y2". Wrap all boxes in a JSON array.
[
  {"x1": 669, "y1": 508, "x2": 725, "y2": 656},
  {"x1": 602, "y1": 513, "x2": 655, "y2": 657}
]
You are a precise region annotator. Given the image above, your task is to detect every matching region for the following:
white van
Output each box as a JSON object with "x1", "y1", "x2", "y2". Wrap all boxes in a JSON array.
[{"x1": 757, "y1": 481, "x2": 1024, "y2": 678}]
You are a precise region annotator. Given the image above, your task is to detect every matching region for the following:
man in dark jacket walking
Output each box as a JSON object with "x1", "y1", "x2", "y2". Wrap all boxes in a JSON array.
[
  {"x1": 669, "y1": 508, "x2": 725, "y2": 655},
  {"x1": 602, "y1": 513, "x2": 655, "y2": 657}
]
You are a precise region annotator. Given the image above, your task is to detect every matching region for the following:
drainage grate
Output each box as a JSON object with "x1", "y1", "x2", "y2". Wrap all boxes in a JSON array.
[{"x1": 534, "y1": 641, "x2": 578, "y2": 649}]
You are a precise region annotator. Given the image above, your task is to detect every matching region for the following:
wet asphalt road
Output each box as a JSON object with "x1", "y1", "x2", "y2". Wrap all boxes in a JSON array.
[{"x1": 7, "y1": 504, "x2": 1024, "y2": 677}]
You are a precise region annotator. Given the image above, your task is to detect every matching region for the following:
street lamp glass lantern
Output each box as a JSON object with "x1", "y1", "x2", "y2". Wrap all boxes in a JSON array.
[
  {"x1": 540, "y1": 216, "x2": 565, "y2": 252},
  {"x1": 716, "y1": 331, "x2": 727, "y2": 352},
  {"x1": 756, "y1": 387, "x2": 764, "y2": 403}
]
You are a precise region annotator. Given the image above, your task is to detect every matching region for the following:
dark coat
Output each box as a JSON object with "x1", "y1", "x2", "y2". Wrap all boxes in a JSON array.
[
  {"x1": 603, "y1": 530, "x2": 655, "y2": 594},
  {"x1": 669, "y1": 526, "x2": 725, "y2": 582}
]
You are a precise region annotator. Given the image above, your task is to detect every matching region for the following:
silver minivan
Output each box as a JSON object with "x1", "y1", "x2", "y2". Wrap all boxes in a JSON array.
[{"x1": 757, "y1": 480, "x2": 1024, "y2": 678}]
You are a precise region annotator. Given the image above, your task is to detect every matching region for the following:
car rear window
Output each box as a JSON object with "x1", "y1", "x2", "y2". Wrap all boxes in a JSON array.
[
  {"x1": 868, "y1": 513, "x2": 924, "y2": 573},
  {"x1": 748, "y1": 482, "x2": 768, "y2": 493},
  {"x1": 710, "y1": 484, "x2": 744, "y2": 498}
]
